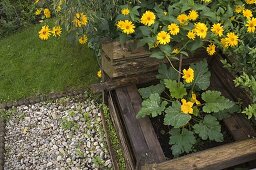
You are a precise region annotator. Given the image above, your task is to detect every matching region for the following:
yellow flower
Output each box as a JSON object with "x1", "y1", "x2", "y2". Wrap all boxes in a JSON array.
[
  {"x1": 188, "y1": 10, "x2": 198, "y2": 21},
  {"x1": 243, "y1": 9, "x2": 253, "y2": 19},
  {"x1": 121, "y1": 8, "x2": 130, "y2": 15},
  {"x1": 201, "y1": 0, "x2": 212, "y2": 3},
  {"x1": 168, "y1": 23, "x2": 180, "y2": 35},
  {"x1": 51, "y1": 26, "x2": 62, "y2": 37},
  {"x1": 141, "y1": 11, "x2": 156, "y2": 26},
  {"x1": 97, "y1": 70, "x2": 102, "y2": 78},
  {"x1": 80, "y1": 13, "x2": 88, "y2": 26},
  {"x1": 79, "y1": 35, "x2": 88, "y2": 44},
  {"x1": 246, "y1": 17, "x2": 256, "y2": 33},
  {"x1": 181, "y1": 99, "x2": 194, "y2": 114},
  {"x1": 120, "y1": 20, "x2": 135, "y2": 35},
  {"x1": 157, "y1": 31, "x2": 171, "y2": 45},
  {"x1": 44, "y1": 8, "x2": 51, "y2": 18},
  {"x1": 194, "y1": 22, "x2": 208, "y2": 39},
  {"x1": 73, "y1": 13, "x2": 88, "y2": 27},
  {"x1": 206, "y1": 44, "x2": 216, "y2": 56},
  {"x1": 245, "y1": 0, "x2": 256, "y2": 4},
  {"x1": 226, "y1": 32, "x2": 239, "y2": 47},
  {"x1": 187, "y1": 30, "x2": 196, "y2": 40},
  {"x1": 235, "y1": 5, "x2": 245, "y2": 13},
  {"x1": 177, "y1": 14, "x2": 188, "y2": 25},
  {"x1": 191, "y1": 93, "x2": 201, "y2": 105},
  {"x1": 38, "y1": 25, "x2": 51, "y2": 40},
  {"x1": 211, "y1": 23, "x2": 224, "y2": 37},
  {"x1": 172, "y1": 48, "x2": 180, "y2": 54},
  {"x1": 182, "y1": 67, "x2": 194, "y2": 83},
  {"x1": 35, "y1": 8, "x2": 42, "y2": 15},
  {"x1": 116, "y1": 20, "x2": 125, "y2": 29},
  {"x1": 220, "y1": 38, "x2": 229, "y2": 48}
]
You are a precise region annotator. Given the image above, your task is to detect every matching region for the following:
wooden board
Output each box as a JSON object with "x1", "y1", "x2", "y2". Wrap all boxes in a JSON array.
[
  {"x1": 115, "y1": 85, "x2": 166, "y2": 166},
  {"x1": 142, "y1": 138, "x2": 256, "y2": 170},
  {"x1": 108, "y1": 91, "x2": 135, "y2": 169}
]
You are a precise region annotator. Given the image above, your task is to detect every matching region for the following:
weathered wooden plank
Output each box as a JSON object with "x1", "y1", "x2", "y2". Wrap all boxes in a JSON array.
[
  {"x1": 142, "y1": 138, "x2": 256, "y2": 170},
  {"x1": 126, "y1": 85, "x2": 166, "y2": 164},
  {"x1": 210, "y1": 56, "x2": 252, "y2": 107},
  {"x1": 108, "y1": 92, "x2": 135, "y2": 170},
  {"x1": 90, "y1": 71, "x2": 157, "y2": 93},
  {"x1": 115, "y1": 87, "x2": 150, "y2": 162}
]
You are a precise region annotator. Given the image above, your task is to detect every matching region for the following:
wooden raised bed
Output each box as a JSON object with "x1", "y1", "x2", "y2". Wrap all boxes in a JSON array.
[{"x1": 95, "y1": 42, "x2": 256, "y2": 170}]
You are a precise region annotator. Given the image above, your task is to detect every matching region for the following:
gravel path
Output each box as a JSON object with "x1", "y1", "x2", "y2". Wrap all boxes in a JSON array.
[{"x1": 4, "y1": 94, "x2": 112, "y2": 170}]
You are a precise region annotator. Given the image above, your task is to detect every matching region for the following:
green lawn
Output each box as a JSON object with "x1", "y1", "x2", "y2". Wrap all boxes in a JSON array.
[{"x1": 0, "y1": 23, "x2": 99, "y2": 102}]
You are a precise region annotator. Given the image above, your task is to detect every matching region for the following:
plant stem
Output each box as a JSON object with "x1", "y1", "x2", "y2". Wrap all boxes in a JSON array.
[
  {"x1": 165, "y1": 55, "x2": 182, "y2": 75},
  {"x1": 178, "y1": 54, "x2": 183, "y2": 84}
]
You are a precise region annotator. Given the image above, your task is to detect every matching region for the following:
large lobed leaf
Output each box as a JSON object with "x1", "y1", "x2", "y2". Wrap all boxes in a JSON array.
[
  {"x1": 138, "y1": 84, "x2": 165, "y2": 99},
  {"x1": 169, "y1": 128, "x2": 196, "y2": 157},
  {"x1": 137, "y1": 93, "x2": 167, "y2": 118},
  {"x1": 202, "y1": 90, "x2": 235, "y2": 113},
  {"x1": 157, "y1": 64, "x2": 179, "y2": 81},
  {"x1": 164, "y1": 101, "x2": 191, "y2": 128},
  {"x1": 190, "y1": 59, "x2": 211, "y2": 90},
  {"x1": 164, "y1": 79, "x2": 187, "y2": 99},
  {"x1": 193, "y1": 115, "x2": 223, "y2": 142}
]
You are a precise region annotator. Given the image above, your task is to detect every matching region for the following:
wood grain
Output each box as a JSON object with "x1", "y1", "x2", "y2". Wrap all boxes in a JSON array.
[{"x1": 142, "y1": 138, "x2": 256, "y2": 170}]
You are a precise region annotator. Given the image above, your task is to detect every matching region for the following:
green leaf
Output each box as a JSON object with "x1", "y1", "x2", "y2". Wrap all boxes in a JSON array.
[
  {"x1": 137, "y1": 37, "x2": 155, "y2": 48},
  {"x1": 202, "y1": 90, "x2": 235, "y2": 113},
  {"x1": 139, "y1": 26, "x2": 151, "y2": 36},
  {"x1": 164, "y1": 80, "x2": 187, "y2": 99},
  {"x1": 187, "y1": 39, "x2": 204, "y2": 52},
  {"x1": 159, "y1": 45, "x2": 172, "y2": 57},
  {"x1": 150, "y1": 50, "x2": 165, "y2": 59},
  {"x1": 242, "y1": 104, "x2": 256, "y2": 119},
  {"x1": 157, "y1": 64, "x2": 179, "y2": 81},
  {"x1": 138, "y1": 84, "x2": 165, "y2": 99},
  {"x1": 164, "y1": 101, "x2": 191, "y2": 128},
  {"x1": 190, "y1": 59, "x2": 211, "y2": 90},
  {"x1": 212, "y1": 104, "x2": 240, "y2": 120},
  {"x1": 193, "y1": 115, "x2": 223, "y2": 142},
  {"x1": 169, "y1": 128, "x2": 196, "y2": 157},
  {"x1": 137, "y1": 93, "x2": 167, "y2": 118}
]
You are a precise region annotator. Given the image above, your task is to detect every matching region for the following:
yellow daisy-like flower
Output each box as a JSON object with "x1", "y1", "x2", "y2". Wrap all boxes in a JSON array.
[
  {"x1": 51, "y1": 26, "x2": 62, "y2": 37},
  {"x1": 191, "y1": 93, "x2": 201, "y2": 105},
  {"x1": 116, "y1": 20, "x2": 125, "y2": 29},
  {"x1": 79, "y1": 35, "x2": 88, "y2": 44},
  {"x1": 194, "y1": 22, "x2": 208, "y2": 39},
  {"x1": 246, "y1": 17, "x2": 256, "y2": 33},
  {"x1": 120, "y1": 20, "x2": 135, "y2": 35},
  {"x1": 243, "y1": 9, "x2": 253, "y2": 19},
  {"x1": 226, "y1": 32, "x2": 239, "y2": 47},
  {"x1": 188, "y1": 10, "x2": 199, "y2": 21},
  {"x1": 187, "y1": 30, "x2": 196, "y2": 40},
  {"x1": 220, "y1": 38, "x2": 229, "y2": 48},
  {"x1": 121, "y1": 8, "x2": 130, "y2": 15},
  {"x1": 245, "y1": 0, "x2": 256, "y2": 4},
  {"x1": 235, "y1": 5, "x2": 245, "y2": 13},
  {"x1": 35, "y1": 8, "x2": 42, "y2": 15},
  {"x1": 206, "y1": 44, "x2": 216, "y2": 56},
  {"x1": 97, "y1": 70, "x2": 102, "y2": 78},
  {"x1": 168, "y1": 23, "x2": 180, "y2": 35},
  {"x1": 177, "y1": 14, "x2": 188, "y2": 25},
  {"x1": 182, "y1": 67, "x2": 194, "y2": 83},
  {"x1": 44, "y1": 8, "x2": 51, "y2": 18},
  {"x1": 157, "y1": 31, "x2": 171, "y2": 45},
  {"x1": 211, "y1": 23, "x2": 224, "y2": 37},
  {"x1": 80, "y1": 13, "x2": 88, "y2": 26},
  {"x1": 172, "y1": 48, "x2": 180, "y2": 54},
  {"x1": 181, "y1": 99, "x2": 194, "y2": 114},
  {"x1": 141, "y1": 11, "x2": 156, "y2": 26},
  {"x1": 38, "y1": 25, "x2": 51, "y2": 40}
]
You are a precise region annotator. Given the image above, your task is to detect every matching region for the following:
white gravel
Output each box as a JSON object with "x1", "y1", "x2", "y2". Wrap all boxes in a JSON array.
[{"x1": 4, "y1": 94, "x2": 112, "y2": 169}]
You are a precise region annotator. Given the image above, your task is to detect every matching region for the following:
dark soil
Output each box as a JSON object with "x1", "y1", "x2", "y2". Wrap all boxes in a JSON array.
[{"x1": 150, "y1": 114, "x2": 234, "y2": 159}]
